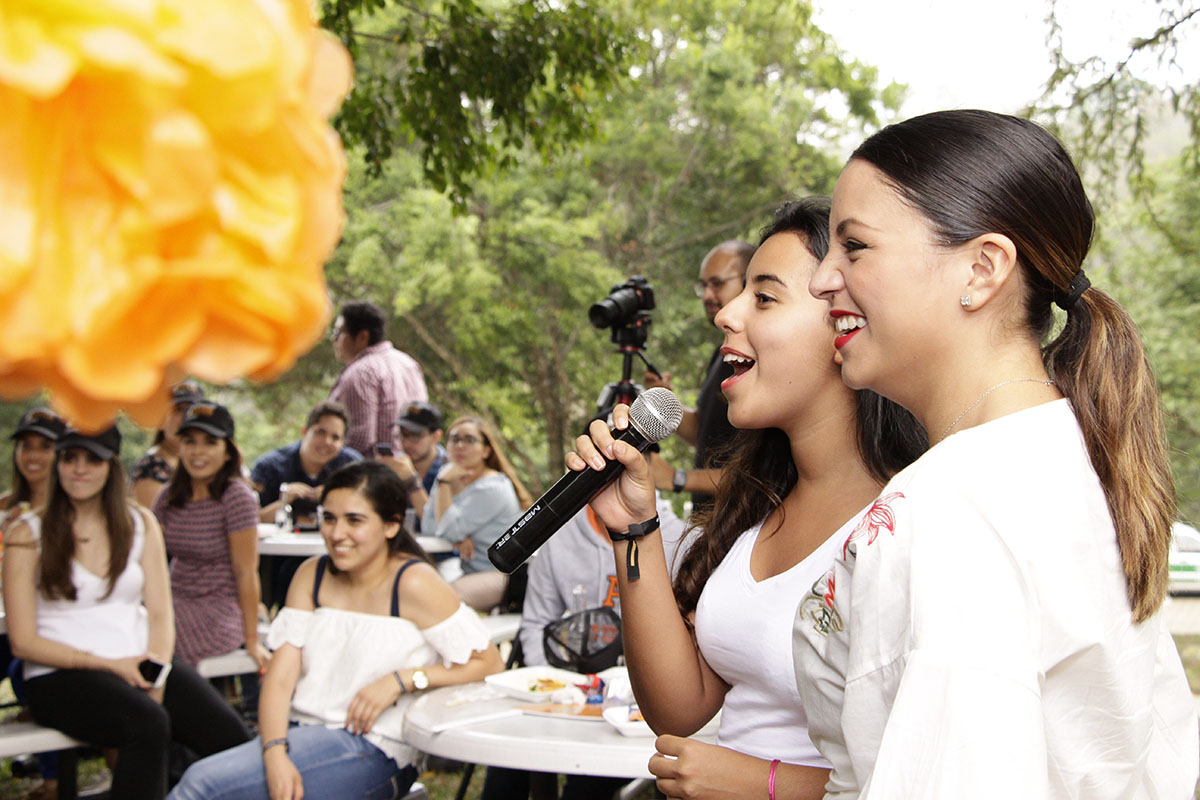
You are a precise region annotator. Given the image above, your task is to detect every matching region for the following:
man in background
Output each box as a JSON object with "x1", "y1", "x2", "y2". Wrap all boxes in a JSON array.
[
  {"x1": 252, "y1": 400, "x2": 363, "y2": 524},
  {"x1": 328, "y1": 300, "x2": 428, "y2": 457},
  {"x1": 379, "y1": 401, "x2": 447, "y2": 526},
  {"x1": 644, "y1": 240, "x2": 753, "y2": 508}
]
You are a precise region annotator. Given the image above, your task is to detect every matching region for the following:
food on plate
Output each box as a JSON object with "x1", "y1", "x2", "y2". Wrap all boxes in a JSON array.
[{"x1": 530, "y1": 677, "x2": 567, "y2": 693}]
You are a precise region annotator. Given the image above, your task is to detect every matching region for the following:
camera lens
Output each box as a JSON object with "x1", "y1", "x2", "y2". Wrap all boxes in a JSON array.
[{"x1": 589, "y1": 286, "x2": 641, "y2": 328}]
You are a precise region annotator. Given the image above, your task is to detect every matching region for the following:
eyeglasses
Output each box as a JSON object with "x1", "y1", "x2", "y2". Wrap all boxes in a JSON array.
[
  {"x1": 448, "y1": 434, "x2": 482, "y2": 446},
  {"x1": 329, "y1": 325, "x2": 344, "y2": 341},
  {"x1": 693, "y1": 275, "x2": 742, "y2": 297}
]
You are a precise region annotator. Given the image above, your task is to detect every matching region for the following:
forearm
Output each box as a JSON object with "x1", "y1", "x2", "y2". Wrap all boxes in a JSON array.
[
  {"x1": 397, "y1": 645, "x2": 504, "y2": 691},
  {"x1": 146, "y1": 608, "x2": 174, "y2": 662},
  {"x1": 611, "y1": 531, "x2": 725, "y2": 733},
  {"x1": 681, "y1": 467, "x2": 723, "y2": 495},
  {"x1": 234, "y1": 569, "x2": 263, "y2": 647},
  {"x1": 433, "y1": 484, "x2": 453, "y2": 526},
  {"x1": 258, "y1": 500, "x2": 282, "y2": 523},
  {"x1": 675, "y1": 408, "x2": 699, "y2": 445},
  {"x1": 257, "y1": 675, "x2": 295, "y2": 744},
  {"x1": 10, "y1": 634, "x2": 116, "y2": 673}
]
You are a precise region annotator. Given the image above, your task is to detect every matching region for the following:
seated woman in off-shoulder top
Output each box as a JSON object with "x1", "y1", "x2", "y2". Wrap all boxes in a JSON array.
[{"x1": 169, "y1": 461, "x2": 505, "y2": 800}]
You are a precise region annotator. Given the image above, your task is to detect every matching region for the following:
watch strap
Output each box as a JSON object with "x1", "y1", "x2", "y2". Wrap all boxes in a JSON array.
[{"x1": 672, "y1": 468, "x2": 687, "y2": 493}]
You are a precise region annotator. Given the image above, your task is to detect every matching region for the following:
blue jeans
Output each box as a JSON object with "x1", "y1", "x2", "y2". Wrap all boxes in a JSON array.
[{"x1": 167, "y1": 726, "x2": 416, "y2": 800}]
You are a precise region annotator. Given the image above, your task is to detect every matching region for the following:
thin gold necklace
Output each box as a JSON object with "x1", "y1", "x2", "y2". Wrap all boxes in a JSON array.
[{"x1": 938, "y1": 378, "x2": 1056, "y2": 443}]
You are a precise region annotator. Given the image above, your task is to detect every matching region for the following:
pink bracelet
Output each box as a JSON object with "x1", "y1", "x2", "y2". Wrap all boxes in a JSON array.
[{"x1": 768, "y1": 758, "x2": 780, "y2": 800}]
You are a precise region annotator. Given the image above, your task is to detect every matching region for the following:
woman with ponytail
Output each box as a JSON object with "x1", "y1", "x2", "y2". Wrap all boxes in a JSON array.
[{"x1": 800, "y1": 109, "x2": 1197, "y2": 798}]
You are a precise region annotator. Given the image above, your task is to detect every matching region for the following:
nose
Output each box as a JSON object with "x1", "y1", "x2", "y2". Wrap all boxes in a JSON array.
[
  {"x1": 713, "y1": 290, "x2": 745, "y2": 333},
  {"x1": 809, "y1": 251, "x2": 845, "y2": 301}
]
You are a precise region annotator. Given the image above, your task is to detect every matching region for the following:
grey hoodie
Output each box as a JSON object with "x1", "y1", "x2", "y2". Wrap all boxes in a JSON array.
[{"x1": 518, "y1": 496, "x2": 688, "y2": 665}]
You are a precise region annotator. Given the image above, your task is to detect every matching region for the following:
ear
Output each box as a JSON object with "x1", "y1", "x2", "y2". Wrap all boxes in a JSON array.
[
  {"x1": 960, "y1": 233, "x2": 1018, "y2": 312},
  {"x1": 383, "y1": 519, "x2": 401, "y2": 540},
  {"x1": 431, "y1": 430, "x2": 443, "y2": 445}
]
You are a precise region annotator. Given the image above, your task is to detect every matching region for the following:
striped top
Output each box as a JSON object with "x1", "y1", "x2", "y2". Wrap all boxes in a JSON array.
[
  {"x1": 153, "y1": 481, "x2": 259, "y2": 664},
  {"x1": 328, "y1": 341, "x2": 428, "y2": 456}
]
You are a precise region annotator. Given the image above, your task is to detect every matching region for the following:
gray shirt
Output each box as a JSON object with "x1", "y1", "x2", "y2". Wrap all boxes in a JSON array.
[
  {"x1": 422, "y1": 471, "x2": 521, "y2": 574},
  {"x1": 519, "y1": 496, "x2": 687, "y2": 665}
]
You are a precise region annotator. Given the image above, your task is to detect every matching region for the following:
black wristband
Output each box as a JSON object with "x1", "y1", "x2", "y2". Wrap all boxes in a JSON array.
[{"x1": 607, "y1": 516, "x2": 659, "y2": 580}]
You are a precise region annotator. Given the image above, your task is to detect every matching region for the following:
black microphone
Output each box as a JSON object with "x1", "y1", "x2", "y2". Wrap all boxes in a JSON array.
[{"x1": 488, "y1": 388, "x2": 683, "y2": 573}]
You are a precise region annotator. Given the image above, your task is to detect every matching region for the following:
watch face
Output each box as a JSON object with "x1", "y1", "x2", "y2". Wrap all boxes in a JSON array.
[{"x1": 412, "y1": 670, "x2": 429, "y2": 690}]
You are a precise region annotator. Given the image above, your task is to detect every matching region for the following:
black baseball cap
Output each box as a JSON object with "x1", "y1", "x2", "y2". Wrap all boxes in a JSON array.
[
  {"x1": 178, "y1": 402, "x2": 235, "y2": 440},
  {"x1": 397, "y1": 402, "x2": 442, "y2": 434},
  {"x1": 171, "y1": 381, "x2": 205, "y2": 408},
  {"x1": 12, "y1": 408, "x2": 66, "y2": 441},
  {"x1": 56, "y1": 426, "x2": 122, "y2": 461}
]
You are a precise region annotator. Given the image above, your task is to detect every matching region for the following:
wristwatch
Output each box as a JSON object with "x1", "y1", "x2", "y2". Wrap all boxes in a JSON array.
[
  {"x1": 672, "y1": 468, "x2": 687, "y2": 493},
  {"x1": 411, "y1": 669, "x2": 429, "y2": 691}
]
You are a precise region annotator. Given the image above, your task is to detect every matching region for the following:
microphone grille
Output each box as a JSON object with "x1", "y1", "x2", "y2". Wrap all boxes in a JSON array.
[{"x1": 629, "y1": 388, "x2": 683, "y2": 443}]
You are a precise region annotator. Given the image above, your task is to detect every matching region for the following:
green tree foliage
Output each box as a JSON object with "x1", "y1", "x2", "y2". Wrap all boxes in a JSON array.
[
  {"x1": 319, "y1": 0, "x2": 635, "y2": 202},
  {"x1": 220, "y1": 0, "x2": 900, "y2": 491},
  {"x1": 1088, "y1": 161, "x2": 1200, "y2": 523},
  {"x1": 1035, "y1": 0, "x2": 1199, "y2": 189}
]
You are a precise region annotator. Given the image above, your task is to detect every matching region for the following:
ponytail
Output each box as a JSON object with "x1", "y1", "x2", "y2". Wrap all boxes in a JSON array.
[{"x1": 1045, "y1": 288, "x2": 1175, "y2": 621}]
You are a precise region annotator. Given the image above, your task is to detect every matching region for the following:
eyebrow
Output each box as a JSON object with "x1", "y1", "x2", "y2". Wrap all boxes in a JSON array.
[
  {"x1": 750, "y1": 273, "x2": 788, "y2": 287},
  {"x1": 835, "y1": 217, "x2": 881, "y2": 237}
]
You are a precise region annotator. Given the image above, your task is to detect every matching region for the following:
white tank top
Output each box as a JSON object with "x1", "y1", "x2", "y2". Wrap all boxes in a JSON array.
[
  {"x1": 22, "y1": 510, "x2": 148, "y2": 679},
  {"x1": 693, "y1": 522, "x2": 841, "y2": 766}
]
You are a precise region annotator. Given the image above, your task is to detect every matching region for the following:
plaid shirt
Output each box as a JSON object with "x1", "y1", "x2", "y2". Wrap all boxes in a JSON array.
[{"x1": 329, "y1": 341, "x2": 428, "y2": 456}]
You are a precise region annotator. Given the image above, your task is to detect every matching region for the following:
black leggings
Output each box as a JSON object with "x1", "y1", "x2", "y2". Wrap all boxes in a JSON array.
[{"x1": 25, "y1": 659, "x2": 250, "y2": 800}]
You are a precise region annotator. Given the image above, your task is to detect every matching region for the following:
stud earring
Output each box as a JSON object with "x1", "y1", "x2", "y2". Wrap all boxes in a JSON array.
[{"x1": 960, "y1": 294, "x2": 972, "y2": 308}]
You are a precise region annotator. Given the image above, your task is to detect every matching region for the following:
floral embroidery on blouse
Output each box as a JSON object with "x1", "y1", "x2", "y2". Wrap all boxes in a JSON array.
[{"x1": 841, "y1": 492, "x2": 905, "y2": 559}]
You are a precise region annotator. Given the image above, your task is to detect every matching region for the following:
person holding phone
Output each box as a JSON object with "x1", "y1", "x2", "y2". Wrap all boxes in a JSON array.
[{"x1": 2, "y1": 425, "x2": 250, "y2": 800}]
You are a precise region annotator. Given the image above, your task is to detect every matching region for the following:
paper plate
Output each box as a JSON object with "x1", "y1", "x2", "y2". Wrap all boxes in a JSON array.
[{"x1": 483, "y1": 666, "x2": 589, "y2": 702}]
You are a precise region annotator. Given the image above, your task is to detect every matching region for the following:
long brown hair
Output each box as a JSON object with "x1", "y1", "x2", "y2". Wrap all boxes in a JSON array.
[
  {"x1": 672, "y1": 199, "x2": 928, "y2": 623},
  {"x1": 40, "y1": 453, "x2": 134, "y2": 601},
  {"x1": 853, "y1": 109, "x2": 1174, "y2": 621},
  {"x1": 446, "y1": 416, "x2": 534, "y2": 508},
  {"x1": 165, "y1": 436, "x2": 242, "y2": 508}
]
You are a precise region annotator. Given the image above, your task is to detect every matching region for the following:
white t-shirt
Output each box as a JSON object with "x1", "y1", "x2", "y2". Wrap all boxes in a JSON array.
[
  {"x1": 695, "y1": 521, "x2": 842, "y2": 766},
  {"x1": 792, "y1": 399, "x2": 1199, "y2": 799}
]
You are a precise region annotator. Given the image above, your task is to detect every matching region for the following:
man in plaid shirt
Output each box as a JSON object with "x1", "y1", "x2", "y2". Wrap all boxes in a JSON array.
[{"x1": 328, "y1": 301, "x2": 428, "y2": 457}]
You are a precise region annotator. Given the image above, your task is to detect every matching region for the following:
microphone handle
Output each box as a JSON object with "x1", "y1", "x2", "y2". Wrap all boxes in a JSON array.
[{"x1": 487, "y1": 425, "x2": 650, "y2": 573}]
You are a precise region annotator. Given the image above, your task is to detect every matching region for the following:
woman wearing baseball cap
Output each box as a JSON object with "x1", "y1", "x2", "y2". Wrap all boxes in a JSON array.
[
  {"x1": 153, "y1": 402, "x2": 268, "y2": 673},
  {"x1": 2, "y1": 408, "x2": 67, "y2": 517},
  {"x1": 2, "y1": 424, "x2": 251, "y2": 799},
  {"x1": 129, "y1": 381, "x2": 205, "y2": 508}
]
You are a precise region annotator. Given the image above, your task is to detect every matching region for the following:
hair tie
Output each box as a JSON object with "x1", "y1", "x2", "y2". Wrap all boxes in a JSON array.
[{"x1": 1054, "y1": 270, "x2": 1090, "y2": 311}]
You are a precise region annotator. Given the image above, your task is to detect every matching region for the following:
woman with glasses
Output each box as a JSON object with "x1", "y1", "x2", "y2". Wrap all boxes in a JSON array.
[
  {"x1": 423, "y1": 416, "x2": 532, "y2": 611},
  {"x1": 130, "y1": 382, "x2": 205, "y2": 508},
  {"x1": 3, "y1": 426, "x2": 250, "y2": 800}
]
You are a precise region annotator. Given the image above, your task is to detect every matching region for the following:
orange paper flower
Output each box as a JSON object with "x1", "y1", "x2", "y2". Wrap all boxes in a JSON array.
[{"x1": 0, "y1": 0, "x2": 352, "y2": 429}]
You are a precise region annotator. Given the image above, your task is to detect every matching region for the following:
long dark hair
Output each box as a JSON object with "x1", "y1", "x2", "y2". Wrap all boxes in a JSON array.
[
  {"x1": 672, "y1": 198, "x2": 928, "y2": 623},
  {"x1": 40, "y1": 453, "x2": 134, "y2": 601},
  {"x1": 852, "y1": 109, "x2": 1173, "y2": 622},
  {"x1": 320, "y1": 461, "x2": 431, "y2": 574},
  {"x1": 9, "y1": 437, "x2": 37, "y2": 508},
  {"x1": 165, "y1": 435, "x2": 242, "y2": 508}
]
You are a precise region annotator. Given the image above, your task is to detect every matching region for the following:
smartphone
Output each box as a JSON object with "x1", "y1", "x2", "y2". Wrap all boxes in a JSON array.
[
  {"x1": 138, "y1": 658, "x2": 172, "y2": 689},
  {"x1": 374, "y1": 442, "x2": 394, "y2": 457}
]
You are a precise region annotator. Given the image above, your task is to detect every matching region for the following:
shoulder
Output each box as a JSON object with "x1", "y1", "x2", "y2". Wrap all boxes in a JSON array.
[
  {"x1": 333, "y1": 447, "x2": 364, "y2": 465},
  {"x1": 221, "y1": 480, "x2": 258, "y2": 502},
  {"x1": 253, "y1": 443, "x2": 297, "y2": 470},
  {"x1": 283, "y1": 557, "x2": 323, "y2": 611},
  {"x1": 395, "y1": 558, "x2": 460, "y2": 618},
  {"x1": 3, "y1": 515, "x2": 38, "y2": 548}
]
